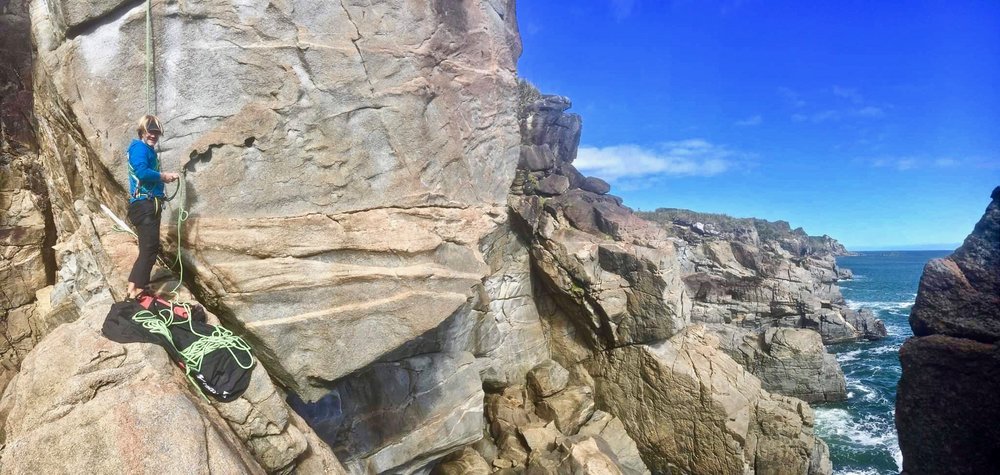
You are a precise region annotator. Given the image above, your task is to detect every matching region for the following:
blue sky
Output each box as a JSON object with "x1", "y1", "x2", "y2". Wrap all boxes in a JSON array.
[{"x1": 516, "y1": 0, "x2": 1000, "y2": 250}]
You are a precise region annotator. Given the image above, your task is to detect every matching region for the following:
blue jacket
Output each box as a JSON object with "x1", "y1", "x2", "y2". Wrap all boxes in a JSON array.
[{"x1": 128, "y1": 138, "x2": 164, "y2": 202}]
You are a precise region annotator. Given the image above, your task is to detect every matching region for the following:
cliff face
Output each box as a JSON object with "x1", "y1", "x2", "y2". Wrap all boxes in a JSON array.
[
  {"x1": 1, "y1": 1, "x2": 847, "y2": 473},
  {"x1": 637, "y1": 208, "x2": 885, "y2": 403},
  {"x1": 896, "y1": 187, "x2": 1000, "y2": 474},
  {"x1": 509, "y1": 94, "x2": 832, "y2": 474},
  {"x1": 0, "y1": 0, "x2": 56, "y2": 395}
]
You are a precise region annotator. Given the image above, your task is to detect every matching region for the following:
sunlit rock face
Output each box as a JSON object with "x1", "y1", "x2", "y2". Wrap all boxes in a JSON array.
[
  {"x1": 897, "y1": 187, "x2": 1000, "y2": 474},
  {"x1": 29, "y1": 0, "x2": 522, "y2": 399},
  {"x1": 511, "y1": 92, "x2": 832, "y2": 475}
]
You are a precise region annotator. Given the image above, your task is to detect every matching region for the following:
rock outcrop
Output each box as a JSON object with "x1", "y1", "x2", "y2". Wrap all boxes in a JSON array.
[
  {"x1": 896, "y1": 186, "x2": 1000, "y2": 474},
  {"x1": 641, "y1": 208, "x2": 886, "y2": 345},
  {"x1": 0, "y1": 0, "x2": 53, "y2": 395},
  {"x1": 712, "y1": 325, "x2": 847, "y2": 403},
  {"x1": 28, "y1": 0, "x2": 523, "y2": 401},
  {"x1": 589, "y1": 326, "x2": 831, "y2": 474},
  {"x1": 509, "y1": 91, "x2": 832, "y2": 473},
  {"x1": 0, "y1": 291, "x2": 344, "y2": 474}
]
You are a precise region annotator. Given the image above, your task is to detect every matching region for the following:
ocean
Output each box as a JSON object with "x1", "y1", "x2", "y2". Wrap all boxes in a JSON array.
[{"x1": 814, "y1": 250, "x2": 952, "y2": 475}]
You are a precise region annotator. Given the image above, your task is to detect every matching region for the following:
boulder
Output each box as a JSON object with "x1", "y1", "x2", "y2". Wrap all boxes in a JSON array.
[
  {"x1": 519, "y1": 145, "x2": 556, "y2": 172},
  {"x1": 897, "y1": 187, "x2": 1000, "y2": 473},
  {"x1": 910, "y1": 189, "x2": 1000, "y2": 341},
  {"x1": 535, "y1": 174, "x2": 571, "y2": 196},
  {"x1": 0, "y1": 294, "x2": 264, "y2": 474},
  {"x1": 522, "y1": 95, "x2": 581, "y2": 164},
  {"x1": 431, "y1": 447, "x2": 492, "y2": 475},
  {"x1": 485, "y1": 385, "x2": 538, "y2": 439},
  {"x1": 580, "y1": 176, "x2": 611, "y2": 195},
  {"x1": 578, "y1": 411, "x2": 650, "y2": 475},
  {"x1": 535, "y1": 385, "x2": 596, "y2": 435},
  {"x1": 587, "y1": 326, "x2": 831, "y2": 475},
  {"x1": 527, "y1": 360, "x2": 570, "y2": 398},
  {"x1": 558, "y1": 435, "x2": 625, "y2": 475},
  {"x1": 519, "y1": 421, "x2": 562, "y2": 453}
]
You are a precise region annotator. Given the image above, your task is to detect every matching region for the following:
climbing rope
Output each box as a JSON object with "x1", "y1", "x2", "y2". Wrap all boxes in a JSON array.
[
  {"x1": 131, "y1": 299, "x2": 255, "y2": 400},
  {"x1": 166, "y1": 171, "x2": 189, "y2": 297},
  {"x1": 145, "y1": 0, "x2": 154, "y2": 115}
]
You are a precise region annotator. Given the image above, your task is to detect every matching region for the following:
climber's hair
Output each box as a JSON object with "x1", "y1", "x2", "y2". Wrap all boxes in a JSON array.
[{"x1": 136, "y1": 115, "x2": 163, "y2": 138}]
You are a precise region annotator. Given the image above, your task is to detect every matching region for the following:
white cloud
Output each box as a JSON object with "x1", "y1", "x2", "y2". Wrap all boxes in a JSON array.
[
  {"x1": 792, "y1": 107, "x2": 884, "y2": 123},
  {"x1": 778, "y1": 87, "x2": 806, "y2": 108},
  {"x1": 786, "y1": 87, "x2": 887, "y2": 123},
  {"x1": 735, "y1": 115, "x2": 762, "y2": 126},
  {"x1": 870, "y1": 156, "x2": 963, "y2": 171},
  {"x1": 575, "y1": 140, "x2": 738, "y2": 181},
  {"x1": 832, "y1": 86, "x2": 864, "y2": 103},
  {"x1": 610, "y1": 0, "x2": 636, "y2": 20},
  {"x1": 856, "y1": 106, "x2": 884, "y2": 118}
]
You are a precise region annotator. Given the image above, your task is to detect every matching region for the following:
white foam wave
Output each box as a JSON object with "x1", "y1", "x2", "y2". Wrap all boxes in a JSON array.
[
  {"x1": 837, "y1": 349, "x2": 864, "y2": 363},
  {"x1": 844, "y1": 300, "x2": 914, "y2": 312},
  {"x1": 815, "y1": 409, "x2": 901, "y2": 471},
  {"x1": 870, "y1": 344, "x2": 901, "y2": 355}
]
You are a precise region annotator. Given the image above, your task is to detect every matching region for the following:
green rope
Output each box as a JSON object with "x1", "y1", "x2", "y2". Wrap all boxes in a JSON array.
[
  {"x1": 167, "y1": 172, "x2": 189, "y2": 296},
  {"x1": 131, "y1": 299, "x2": 255, "y2": 400},
  {"x1": 145, "y1": 0, "x2": 154, "y2": 115}
]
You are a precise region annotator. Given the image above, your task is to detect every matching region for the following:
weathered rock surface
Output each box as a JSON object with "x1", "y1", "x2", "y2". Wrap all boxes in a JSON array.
[
  {"x1": 0, "y1": 0, "x2": 51, "y2": 395},
  {"x1": 29, "y1": 0, "x2": 523, "y2": 401},
  {"x1": 0, "y1": 288, "x2": 347, "y2": 474},
  {"x1": 712, "y1": 325, "x2": 847, "y2": 403},
  {"x1": 0, "y1": 293, "x2": 265, "y2": 474},
  {"x1": 431, "y1": 447, "x2": 492, "y2": 475},
  {"x1": 909, "y1": 187, "x2": 1000, "y2": 341},
  {"x1": 511, "y1": 192, "x2": 689, "y2": 351},
  {"x1": 2, "y1": 0, "x2": 872, "y2": 472},
  {"x1": 589, "y1": 326, "x2": 831, "y2": 475},
  {"x1": 527, "y1": 359, "x2": 570, "y2": 398},
  {"x1": 642, "y1": 208, "x2": 885, "y2": 345},
  {"x1": 897, "y1": 187, "x2": 1000, "y2": 474},
  {"x1": 290, "y1": 351, "x2": 484, "y2": 474},
  {"x1": 512, "y1": 94, "x2": 830, "y2": 474},
  {"x1": 441, "y1": 222, "x2": 550, "y2": 390},
  {"x1": 478, "y1": 382, "x2": 649, "y2": 474},
  {"x1": 578, "y1": 410, "x2": 649, "y2": 475}
]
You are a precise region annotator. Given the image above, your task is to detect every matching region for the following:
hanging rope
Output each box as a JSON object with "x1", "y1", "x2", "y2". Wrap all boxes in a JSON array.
[
  {"x1": 145, "y1": 0, "x2": 154, "y2": 115},
  {"x1": 167, "y1": 171, "x2": 189, "y2": 297}
]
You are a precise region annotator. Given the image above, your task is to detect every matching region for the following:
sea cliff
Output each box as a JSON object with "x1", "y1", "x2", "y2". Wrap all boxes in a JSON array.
[{"x1": 0, "y1": 1, "x2": 884, "y2": 473}]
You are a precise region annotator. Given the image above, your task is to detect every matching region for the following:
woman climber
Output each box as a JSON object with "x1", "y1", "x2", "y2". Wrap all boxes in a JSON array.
[{"x1": 126, "y1": 115, "x2": 180, "y2": 299}]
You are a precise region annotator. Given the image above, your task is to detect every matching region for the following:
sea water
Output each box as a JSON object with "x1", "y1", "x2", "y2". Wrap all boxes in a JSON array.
[{"x1": 814, "y1": 250, "x2": 952, "y2": 474}]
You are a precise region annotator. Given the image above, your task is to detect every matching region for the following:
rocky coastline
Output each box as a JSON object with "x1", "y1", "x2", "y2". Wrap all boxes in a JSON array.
[{"x1": 1, "y1": 1, "x2": 886, "y2": 473}]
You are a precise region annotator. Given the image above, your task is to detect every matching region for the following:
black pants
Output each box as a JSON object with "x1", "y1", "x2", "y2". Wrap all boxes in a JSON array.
[{"x1": 127, "y1": 198, "x2": 162, "y2": 288}]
